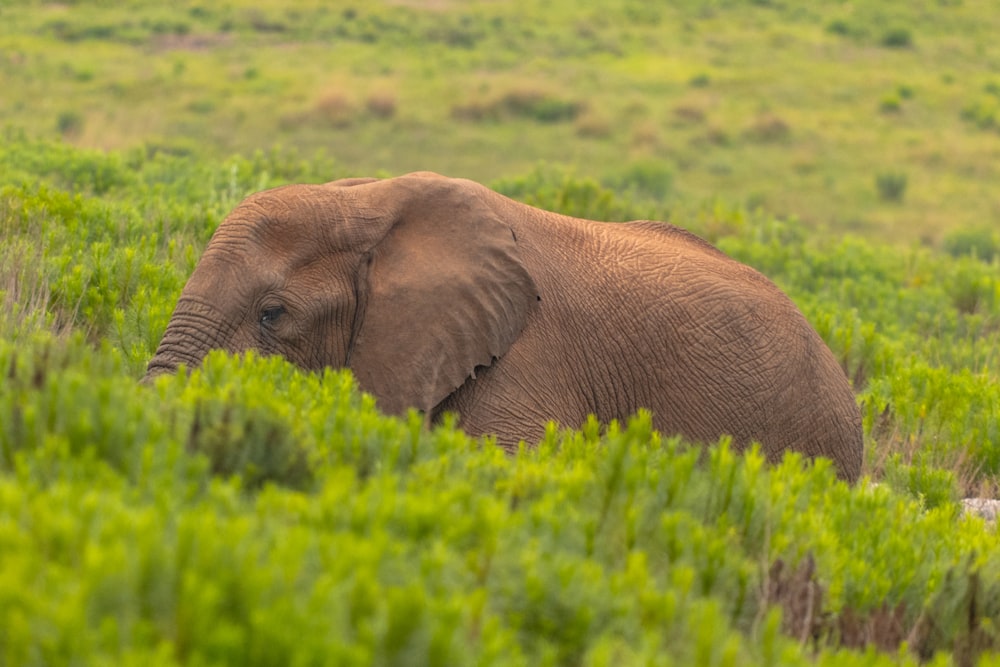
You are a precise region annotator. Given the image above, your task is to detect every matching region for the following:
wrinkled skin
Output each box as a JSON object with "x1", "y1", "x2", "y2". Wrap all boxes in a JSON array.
[{"x1": 145, "y1": 172, "x2": 863, "y2": 481}]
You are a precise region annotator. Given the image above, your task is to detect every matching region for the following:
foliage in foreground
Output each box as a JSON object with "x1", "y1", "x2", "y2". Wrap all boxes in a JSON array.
[
  {"x1": 2, "y1": 136, "x2": 1000, "y2": 663},
  {"x1": 2, "y1": 343, "x2": 1000, "y2": 667}
]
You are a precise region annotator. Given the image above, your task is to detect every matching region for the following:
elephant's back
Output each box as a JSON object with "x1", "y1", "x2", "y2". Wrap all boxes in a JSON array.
[
  {"x1": 449, "y1": 209, "x2": 864, "y2": 481},
  {"x1": 606, "y1": 220, "x2": 864, "y2": 480}
]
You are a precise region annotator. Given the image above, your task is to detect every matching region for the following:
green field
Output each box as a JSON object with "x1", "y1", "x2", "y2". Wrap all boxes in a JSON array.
[
  {"x1": 6, "y1": 0, "x2": 1000, "y2": 245},
  {"x1": 3, "y1": 1, "x2": 1000, "y2": 665}
]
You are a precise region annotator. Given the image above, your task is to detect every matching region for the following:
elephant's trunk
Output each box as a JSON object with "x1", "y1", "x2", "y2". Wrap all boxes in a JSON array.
[{"x1": 142, "y1": 297, "x2": 235, "y2": 383}]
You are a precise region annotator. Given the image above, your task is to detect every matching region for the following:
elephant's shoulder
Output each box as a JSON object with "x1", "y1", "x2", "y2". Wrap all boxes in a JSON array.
[{"x1": 622, "y1": 220, "x2": 729, "y2": 261}]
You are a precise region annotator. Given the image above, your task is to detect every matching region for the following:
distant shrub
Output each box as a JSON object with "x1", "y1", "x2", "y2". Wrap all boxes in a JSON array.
[
  {"x1": 879, "y1": 94, "x2": 902, "y2": 114},
  {"x1": 313, "y1": 91, "x2": 355, "y2": 127},
  {"x1": 743, "y1": 113, "x2": 790, "y2": 143},
  {"x1": 623, "y1": 3, "x2": 662, "y2": 25},
  {"x1": 673, "y1": 104, "x2": 706, "y2": 124},
  {"x1": 62, "y1": 64, "x2": 94, "y2": 82},
  {"x1": 492, "y1": 165, "x2": 649, "y2": 221},
  {"x1": 243, "y1": 8, "x2": 288, "y2": 33},
  {"x1": 147, "y1": 19, "x2": 192, "y2": 36},
  {"x1": 365, "y1": 91, "x2": 397, "y2": 119},
  {"x1": 450, "y1": 98, "x2": 488, "y2": 122},
  {"x1": 630, "y1": 121, "x2": 660, "y2": 148},
  {"x1": 603, "y1": 160, "x2": 673, "y2": 200},
  {"x1": 453, "y1": 88, "x2": 583, "y2": 124},
  {"x1": 961, "y1": 98, "x2": 999, "y2": 131},
  {"x1": 881, "y1": 27, "x2": 913, "y2": 48},
  {"x1": 688, "y1": 72, "x2": 711, "y2": 87},
  {"x1": 825, "y1": 19, "x2": 853, "y2": 36},
  {"x1": 701, "y1": 126, "x2": 731, "y2": 146},
  {"x1": 501, "y1": 89, "x2": 582, "y2": 123},
  {"x1": 875, "y1": 170, "x2": 907, "y2": 202},
  {"x1": 56, "y1": 110, "x2": 84, "y2": 137},
  {"x1": 47, "y1": 19, "x2": 120, "y2": 42},
  {"x1": 945, "y1": 259, "x2": 998, "y2": 315},
  {"x1": 187, "y1": 99, "x2": 216, "y2": 114},
  {"x1": 574, "y1": 111, "x2": 612, "y2": 138},
  {"x1": 425, "y1": 15, "x2": 484, "y2": 49},
  {"x1": 942, "y1": 227, "x2": 1000, "y2": 262}
]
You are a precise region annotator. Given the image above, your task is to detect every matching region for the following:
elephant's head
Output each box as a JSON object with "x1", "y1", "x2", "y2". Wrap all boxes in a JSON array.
[{"x1": 144, "y1": 172, "x2": 539, "y2": 415}]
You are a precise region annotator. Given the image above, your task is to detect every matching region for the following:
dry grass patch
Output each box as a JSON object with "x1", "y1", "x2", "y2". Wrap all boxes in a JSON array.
[
  {"x1": 313, "y1": 90, "x2": 356, "y2": 128},
  {"x1": 365, "y1": 91, "x2": 398, "y2": 119},
  {"x1": 453, "y1": 87, "x2": 584, "y2": 124}
]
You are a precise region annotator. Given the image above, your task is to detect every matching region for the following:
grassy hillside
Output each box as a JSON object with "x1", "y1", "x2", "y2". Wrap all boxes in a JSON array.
[
  {"x1": 3, "y1": 1, "x2": 1000, "y2": 244},
  {"x1": 3, "y1": 1, "x2": 1000, "y2": 664}
]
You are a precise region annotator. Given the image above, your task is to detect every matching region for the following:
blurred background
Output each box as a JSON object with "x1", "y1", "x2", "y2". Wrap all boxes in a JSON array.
[{"x1": 3, "y1": 0, "x2": 999, "y2": 248}]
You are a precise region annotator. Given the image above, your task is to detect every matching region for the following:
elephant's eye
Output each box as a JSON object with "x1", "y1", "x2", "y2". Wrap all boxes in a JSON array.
[{"x1": 259, "y1": 305, "x2": 285, "y2": 327}]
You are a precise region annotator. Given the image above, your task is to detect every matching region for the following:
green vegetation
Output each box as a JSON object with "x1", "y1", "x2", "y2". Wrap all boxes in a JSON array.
[
  {"x1": 2, "y1": 135, "x2": 1000, "y2": 665},
  {"x1": 4, "y1": 0, "x2": 1000, "y2": 244},
  {"x1": 2, "y1": 1, "x2": 1000, "y2": 664}
]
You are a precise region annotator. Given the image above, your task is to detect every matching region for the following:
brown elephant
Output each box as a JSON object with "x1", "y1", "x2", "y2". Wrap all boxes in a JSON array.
[{"x1": 145, "y1": 171, "x2": 863, "y2": 481}]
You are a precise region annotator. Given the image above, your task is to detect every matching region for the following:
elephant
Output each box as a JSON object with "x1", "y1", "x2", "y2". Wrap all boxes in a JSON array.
[{"x1": 145, "y1": 171, "x2": 864, "y2": 481}]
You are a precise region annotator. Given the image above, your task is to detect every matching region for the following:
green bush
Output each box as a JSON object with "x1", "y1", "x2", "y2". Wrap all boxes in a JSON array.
[
  {"x1": 3, "y1": 340, "x2": 1000, "y2": 664},
  {"x1": 56, "y1": 111, "x2": 84, "y2": 138},
  {"x1": 879, "y1": 93, "x2": 903, "y2": 114},
  {"x1": 881, "y1": 27, "x2": 914, "y2": 48},
  {"x1": 875, "y1": 170, "x2": 908, "y2": 202},
  {"x1": 961, "y1": 98, "x2": 999, "y2": 131},
  {"x1": 943, "y1": 227, "x2": 1000, "y2": 262},
  {"x1": 492, "y1": 164, "x2": 651, "y2": 222},
  {"x1": 453, "y1": 89, "x2": 583, "y2": 124},
  {"x1": 602, "y1": 160, "x2": 674, "y2": 200}
]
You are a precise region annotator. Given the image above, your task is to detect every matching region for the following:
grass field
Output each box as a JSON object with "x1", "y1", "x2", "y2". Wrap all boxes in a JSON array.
[
  {"x1": 4, "y1": 1, "x2": 1000, "y2": 244},
  {"x1": 3, "y1": 1, "x2": 1000, "y2": 665}
]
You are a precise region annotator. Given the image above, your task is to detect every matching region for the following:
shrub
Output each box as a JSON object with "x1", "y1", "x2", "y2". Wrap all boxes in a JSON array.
[
  {"x1": 945, "y1": 259, "x2": 997, "y2": 315},
  {"x1": 603, "y1": 160, "x2": 673, "y2": 200},
  {"x1": 881, "y1": 27, "x2": 913, "y2": 48},
  {"x1": 689, "y1": 72, "x2": 711, "y2": 87},
  {"x1": 875, "y1": 170, "x2": 907, "y2": 202},
  {"x1": 826, "y1": 19, "x2": 853, "y2": 37},
  {"x1": 879, "y1": 94, "x2": 902, "y2": 114},
  {"x1": 574, "y1": 111, "x2": 613, "y2": 138},
  {"x1": 492, "y1": 164, "x2": 648, "y2": 221},
  {"x1": 365, "y1": 91, "x2": 397, "y2": 119},
  {"x1": 56, "y1": 110, "x2": 84, "y2": 137},
  {"x1": 630, "y1": 121, "x2": 660, "y2": 148},
  {"x1": 313, "y1": 91, "x2": 355, "y2": 128},
  {"x1": 502, "y1": 89, "x2": 582, "y2": 123},
  {"x1": 452, "y1": 88, "x2": 583, "y2": 124},
  {"x1": 961, "y1": 98, "x2": 999, "y2": 131},
  {"x1": 942, "y1": 227, "x2": 1000, "y2": 262},
  {"x1": 673, "y1": 104, "x2": 707, "y2": 124},
  {"x1": 425, "y1": 18, "x2": 484, "y2": 49},
  {"x1": 187, "y1": 99, "x2": 216, "y2": 114},
  {"x1": 743, "y1": 114, "x2": 790, "y2": 143}
]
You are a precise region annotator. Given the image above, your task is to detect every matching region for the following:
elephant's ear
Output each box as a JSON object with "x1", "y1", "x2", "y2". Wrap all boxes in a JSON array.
[{"x1": 347, "y1": 186, "x2": 539, "y2": 416}]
